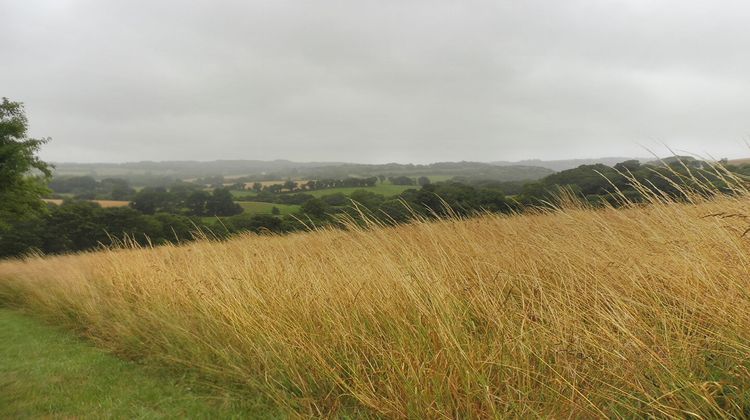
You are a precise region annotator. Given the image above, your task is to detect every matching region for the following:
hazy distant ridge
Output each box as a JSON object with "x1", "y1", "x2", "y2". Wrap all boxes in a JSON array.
[
  {"x1": 51, "y1": 160, "x2": 556, "y2": 182},
  {"x1": 491, "y1": 157, "x2": 643, "y2": 172}
]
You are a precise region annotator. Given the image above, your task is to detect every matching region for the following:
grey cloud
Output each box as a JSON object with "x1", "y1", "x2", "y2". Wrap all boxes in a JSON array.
[{"x1": 2, "y1": 0, "x2": 749, "y2": 163}]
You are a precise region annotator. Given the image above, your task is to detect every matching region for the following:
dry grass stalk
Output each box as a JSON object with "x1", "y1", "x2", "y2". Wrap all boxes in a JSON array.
[{"x1": 3, "y1": 190, "x2": 750, "y2": 417}]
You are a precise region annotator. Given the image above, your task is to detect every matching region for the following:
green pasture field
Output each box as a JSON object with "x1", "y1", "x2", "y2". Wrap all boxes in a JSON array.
[
  {"x1": 228, "y1": 176, "x2": 453, "y2": 200},
  {"x1": 229, "y1": 189, "x2": 258, "y2": 198}
]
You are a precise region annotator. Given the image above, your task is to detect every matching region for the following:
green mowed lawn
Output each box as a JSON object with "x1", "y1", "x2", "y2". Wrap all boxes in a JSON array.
[
  {"x1": 237, "y1": 201, "x2": 300, "y2": 215},
  {"x1": 229, "y1": 189, "x2": 257, "y2": 198},
  {"x1": 0, "y1": 309, "x2": 277, "y2": 418}
]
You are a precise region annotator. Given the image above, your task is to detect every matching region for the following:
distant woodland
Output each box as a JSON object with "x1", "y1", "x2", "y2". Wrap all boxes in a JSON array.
[
  {"x1": 3, "y1": 154, "x2": 746, "y2": 258},
  {"x1": 2, "y1": 98, "x2": 748, "y2": 258}
]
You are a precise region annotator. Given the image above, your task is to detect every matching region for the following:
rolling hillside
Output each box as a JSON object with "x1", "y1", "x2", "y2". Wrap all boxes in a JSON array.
[{"x1": 2, "y1": 194, "x2": 750, "y2": 417}]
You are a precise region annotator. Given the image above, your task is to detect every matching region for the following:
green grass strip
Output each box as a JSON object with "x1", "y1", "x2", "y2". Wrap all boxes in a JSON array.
[{"x1": 0, "y1": 309, "x2": 278, "y2": 419}]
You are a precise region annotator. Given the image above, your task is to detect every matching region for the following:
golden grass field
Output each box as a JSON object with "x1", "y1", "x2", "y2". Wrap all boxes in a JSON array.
[
  {"x1": 42, "y1": 199, "x2": 130, "y2": 208},
  {"x1": 3, "y1": 192, "x2": 750, "y2": 417}
]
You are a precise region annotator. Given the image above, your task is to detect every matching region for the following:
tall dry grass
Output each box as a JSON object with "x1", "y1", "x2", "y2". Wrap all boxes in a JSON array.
[{"x1": 3, "y1": 192, "x2": 750, "y2": 417}]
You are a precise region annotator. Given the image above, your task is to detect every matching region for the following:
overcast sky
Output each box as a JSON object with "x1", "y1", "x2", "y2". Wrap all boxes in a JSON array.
[{"x1": 2, "y1": 0, "x2": 750, "y2": 163}]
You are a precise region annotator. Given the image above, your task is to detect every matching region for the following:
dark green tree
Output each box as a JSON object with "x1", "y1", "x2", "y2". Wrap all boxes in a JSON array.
[
  {"x1": 0, "y1": 98, "x2": 52, "y2": 230},
  {"x1": 130, "y1": 187, "x2": 169, "y2": 215},
  {"x1": 227, "y1": 213, "x2": 283, "y2": 233},
  {"x1": 283, "y1": 180, "x2": 298, "y2": 191},
  {"x1": 613, "y1": 160, "x2": 641, "y2": 173},
  {"x1": 301, "y1": 198, "x2": 328, "y2": 219},
  {"x1": 388, "y1": 176, "x2": 416, "y2": 186},
  {"x1": 378, "y1": 199, "x2": 411, "y2": 224},
  {"x1": 185, "y1": 190, "x2": 210, "y2": 216},
  {"x1": 205, "y1": 188, "x2": 242, "y2": 216},
  {"x1": 320, "y1": 193, "x2": 348, "y2": 206},
  {"x1": 349, "y1": 190, "x2": 385, "y2": 210}
]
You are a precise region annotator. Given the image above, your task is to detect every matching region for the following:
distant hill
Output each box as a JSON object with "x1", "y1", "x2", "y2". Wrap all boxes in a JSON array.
[
  {"x1": 52, "y1": 160, "x2": 554, "y2": 184},
  {"x1": 51, "y1": 160, "x2": 347, "y2": 178},
  {"x1": 491, "y1": 157, "x2": 644, "y2": 172},
  {"x1": 296, "y1": 162, "x2": 553, "y2": 182}
]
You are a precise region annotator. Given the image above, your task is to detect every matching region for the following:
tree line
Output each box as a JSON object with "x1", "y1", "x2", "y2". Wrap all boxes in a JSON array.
[
  {"x1": 130, "y1": 185, "x2": 242, "y2": 217},
  {"x1": 48, "y1": 176, "x2": 136, "y2": 200},
  {"x1": 2, "y1": 97, "x2": 745, "y2": 259}
]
